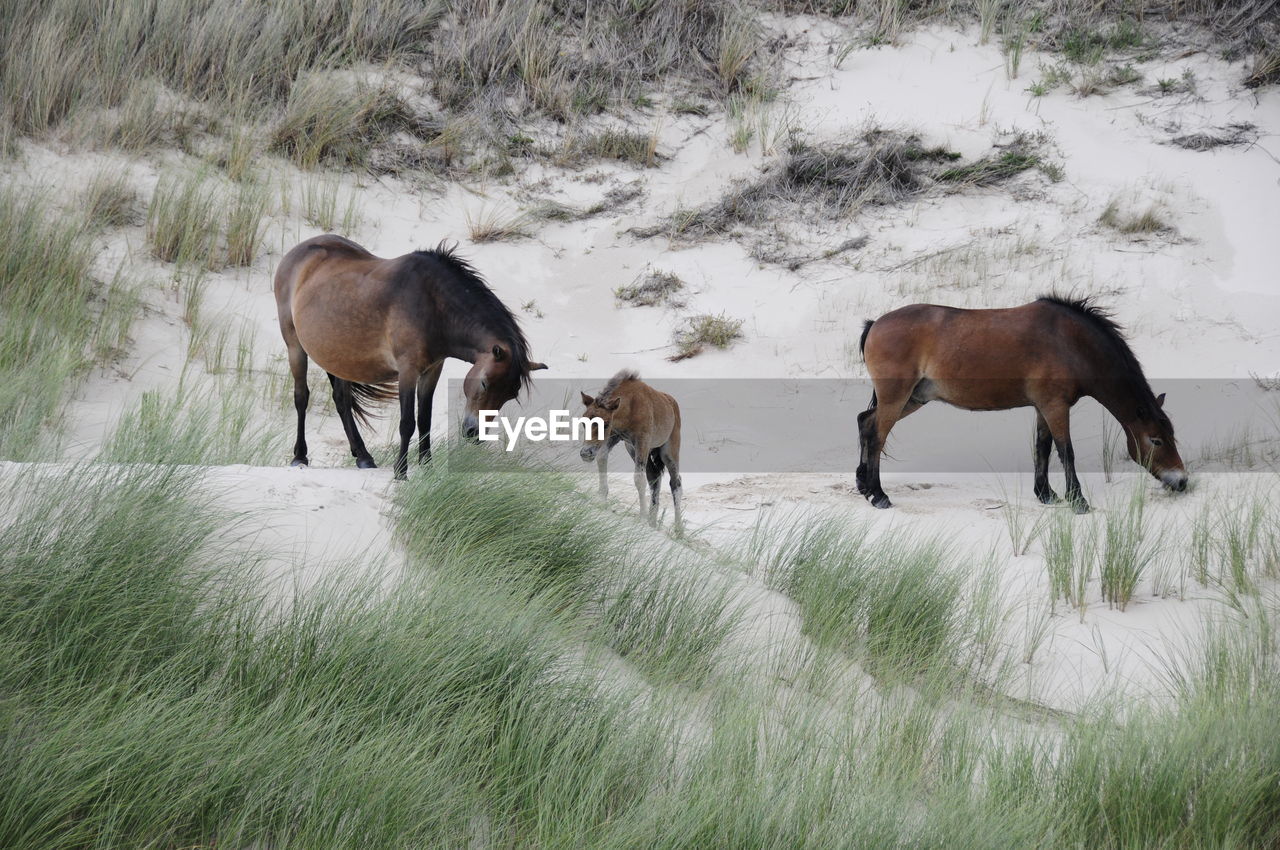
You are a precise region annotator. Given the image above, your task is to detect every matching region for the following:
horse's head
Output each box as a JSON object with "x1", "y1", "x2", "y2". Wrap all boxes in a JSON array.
[
  {"x1": 578, "y1": 391, "x2": 619, "y2": 462},
  {"x1": 1126, "y1": 392, "x2": 1187, "y2": 491},
  {"x1": 462, "y1": 343, "x2": 547, "y2": 438}
]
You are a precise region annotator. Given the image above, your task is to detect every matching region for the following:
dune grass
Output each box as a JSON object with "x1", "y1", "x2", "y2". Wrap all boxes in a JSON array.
[
  {"x1": 4, "y1": 438, "x2": 1280, "y2": 847},
  {"x1": 0, "y1": 186, "x2": 137, "y2": 460}
]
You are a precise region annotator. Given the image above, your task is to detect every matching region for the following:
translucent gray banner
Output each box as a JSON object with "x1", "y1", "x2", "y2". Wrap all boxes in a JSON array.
[{"x1": 447, "y1": 378, "x2": 1280, "y2": 474}]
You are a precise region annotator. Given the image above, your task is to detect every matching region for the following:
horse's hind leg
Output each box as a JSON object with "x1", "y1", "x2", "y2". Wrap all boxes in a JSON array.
[
  {"x1": 864, "y1": 381, "x2": 923, "y2": 510},
  {"x1": 1032, "y1": 410, "x2": 1059, "y2": 504},
  {"x1": 1040, "y1": 402, "x2": 1088, "y2": 514},
  {"x1": 645, "y1": 448, "x2": 664, "y2": 527},
  {"x1": 659, "y1": 442, "x2": 683, "y2": 534},
  {"x1": 288, "y1": 343, "x2": 310, "y2": 466},
  {"x1": 855, "y1": 390, "x2": 878, "y2": 495},
  {"x1": 328, "y1": 374, "x2": 377, "y2": 469},
  {"x1": 628, "y1": 440, "x2": 651, "y2": 523}
]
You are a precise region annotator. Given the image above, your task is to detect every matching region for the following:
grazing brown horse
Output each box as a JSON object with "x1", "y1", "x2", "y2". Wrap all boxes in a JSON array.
[
  {"x1": 857, "y1": 295, "x2": 1187, "y2": 513},
  {"x1": 579, "y1": 370, "x2": 684, "y2": 531},
  {"x1": 274, "y1": 235, "x2": 547, "y2": 478}
]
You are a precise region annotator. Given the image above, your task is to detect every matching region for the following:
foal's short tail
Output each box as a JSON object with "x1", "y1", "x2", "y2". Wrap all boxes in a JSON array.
[
  {"x1": 859, "y1": 319, "x2": 875, "y2": 358},
  {"x1": 646, "y1": 447, "x2": 665, "y2": 481},
  {"x1": 348, "y1": 381, "x2": 399, "y2": 426}
]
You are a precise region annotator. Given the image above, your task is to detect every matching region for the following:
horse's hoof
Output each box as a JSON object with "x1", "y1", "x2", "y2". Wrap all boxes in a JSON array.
[
  {"x1": 870, "y1": 493, "x2": 892, "y2": 509},
  {"x1": 290, "y1": 459, "x2": 308, "y2": 468},
  {"x1": 1035, "y1": 490, "x2": 1060, "y2": 505},
  {"x1": 1070, "y1": 499, "x2": 1090, "y2": 515},
  {"x1": 356, "y1": 458, "x2": 377, "y2": 470}
]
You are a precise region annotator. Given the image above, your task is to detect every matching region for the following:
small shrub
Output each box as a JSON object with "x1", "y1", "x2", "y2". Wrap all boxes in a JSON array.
[{"x1": 670, "y1": 313, "x2": 743, "y2": 361}]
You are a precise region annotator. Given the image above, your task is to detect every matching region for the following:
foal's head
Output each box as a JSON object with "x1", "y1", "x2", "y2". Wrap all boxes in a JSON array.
[
  {"x1": 578, "y1": 391, "x2": 620, "y2": 462},
  {"x1": 461, "y1": 343, "x2": 547, "y2": 438},
  {"x1": 1126, "y1": 393, "x2": 1187, "y2": 491}
]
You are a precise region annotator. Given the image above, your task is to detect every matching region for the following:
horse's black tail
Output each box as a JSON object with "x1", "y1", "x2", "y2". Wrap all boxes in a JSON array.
[
  {"x1": 859, "y1": 319, "x2": 875, "y2": 358},
  {"x1": 347, "y1": 381, "x2": 399, "y2": 426},
  {"x1": 646, "y1": 447, "x2": 665, "y2": 482}
]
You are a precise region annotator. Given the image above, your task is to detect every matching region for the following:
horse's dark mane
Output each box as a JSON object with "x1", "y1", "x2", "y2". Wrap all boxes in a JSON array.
[
  {"x1": 1038, "y1": 294, "x2": 1167, "y2": 424},
  {"x1": 599, "y1": 369, "x2": 640, "y2": 401},
  {"x1": 410, "y1": 241, "x2": 533, "y2": 390}
]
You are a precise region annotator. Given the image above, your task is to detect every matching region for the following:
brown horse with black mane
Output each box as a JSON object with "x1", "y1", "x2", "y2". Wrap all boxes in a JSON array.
[
  {"x1": 274, "y1": 234, "x2": 547, "y2": 478},
  {"x1": 857, "y1": 295, "x2": 1187, "y2": 513}
]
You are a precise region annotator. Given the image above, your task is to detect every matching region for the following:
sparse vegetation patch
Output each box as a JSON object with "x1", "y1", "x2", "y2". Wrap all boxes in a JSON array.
[
  {"x1": 616, "y1": 269, "x2": 685, "y2": 307},
  {"x1": 670, "y1": 313, "x2": 744, "y2": 361}
]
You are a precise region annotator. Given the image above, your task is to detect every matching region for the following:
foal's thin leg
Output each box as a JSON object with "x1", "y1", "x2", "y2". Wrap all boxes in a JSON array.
[
  {"x1": 1042, "y1": 403, "x2": 1088, "y2": 514},
  {"x1": 645, "y1": 448, "x2": 663, "y2": 526},
  {"x1": 394, "y1": 379, "x2": 416, "y2": 480},
  {"x1": 596, "y1": 452, "x2": 609, "y2": 500},
  {"x1": 660, "y1": 443, "x2": 683, "y2": 533},
  {"x1": 288, "y1": 345, "x2": 310, "y2": 466},
  {"x1": 1032, "y1": 410, "x2": 1059, "y2": 504},
  {"x1": 416, "y1": 363, "x2": 443, "y2": 464},
  {"x1": 328, "y1": 374, "x2": 376, "y2": 469},
  {"x1": 630, "y1": 440, "x2": 651, "y2": 522}
]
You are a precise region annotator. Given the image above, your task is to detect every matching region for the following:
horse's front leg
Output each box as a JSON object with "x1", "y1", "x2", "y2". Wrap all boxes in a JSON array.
[
  {"x1": 416, "y1": 363, "x2": 443, "y2": 465},
  {"x1": 596, "y1": 452, "x2": 609, "y2": 501},
  {"x1": 394, "y1": 375, "x2": 417, "y2": 480},
  {"x1": 856, "y1": 405, "x2": 875, "y2": 495},
  {"x1": 1043, "y1": 403, "x2": 1088, "y2": 513}
]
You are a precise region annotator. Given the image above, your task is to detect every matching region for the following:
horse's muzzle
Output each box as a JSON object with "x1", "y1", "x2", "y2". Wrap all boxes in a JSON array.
[
  {"x1": 1161, "y1": 469, "x2": 1188, "y2": 492},
  {"x1": 463, "y1": 413, "x2": 479, "y2": 442}
]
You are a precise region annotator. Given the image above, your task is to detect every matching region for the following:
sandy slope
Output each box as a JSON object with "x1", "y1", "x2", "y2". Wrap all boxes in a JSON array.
[{"x1": 7, "y1": 21, "x2": 1280, "y2": 711}]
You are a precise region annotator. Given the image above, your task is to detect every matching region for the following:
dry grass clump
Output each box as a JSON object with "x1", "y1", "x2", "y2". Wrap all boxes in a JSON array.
[
  {"x1": 635, "y1": 129, "x2": 1048, "y2": 244},
  {"x1": 465, "y1": 207, "x2": 533, "y2": 243},
  {"x1": 1169, "y1": 122, "x2": 1259, "y2": 151},
  {"x1": 616, "y1": 269, "x2": 685, "y2": 307},
  {"x1": 554, "y1": 127, "x2": 660, "y2": 168},
  {"x1": 670, "y1": 313, "x2": 744, "y2": 361},
  {"x1": 269, "y1": 76, "x2": 432, "y2": 170}
]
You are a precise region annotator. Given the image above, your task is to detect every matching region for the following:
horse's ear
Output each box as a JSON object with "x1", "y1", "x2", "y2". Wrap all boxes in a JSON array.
[
  {"x1": 528, "y1": 361, "x2": 548, "y2": 371},
  {"x1": 580, "y1": 391, "x2": 595, "y2": 407},
  {"x1": 1156, "y1": 392, "x2": 1166, "y2": 408},
  {"x1": 491, "y1": 344, "x2": 505, "y2": 361}
]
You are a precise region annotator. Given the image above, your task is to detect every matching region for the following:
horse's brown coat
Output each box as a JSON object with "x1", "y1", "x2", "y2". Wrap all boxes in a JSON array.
[
  {"x1": 857, "y1": 296, "x2": 1186, "y2": 512},
  {"x1": 274, "y1": 234, "x2": 546, "y2": 477},
  {"x1": 579, "y1": 370, "x2": 683, "y2": 531}
]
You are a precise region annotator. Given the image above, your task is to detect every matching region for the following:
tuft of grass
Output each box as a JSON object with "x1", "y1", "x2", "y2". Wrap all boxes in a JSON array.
[
  {"x1": 1100, "y1": 484, "x2": 1156, "y2": 610},
  {"x1": 224, "y1": 179, "x2": 270, "y2": 266},
  {"x1": 555, "y1": 127, "x2": 659, "y2": 168},
  {"x1": 270, "y1": 76, "x2": 420, "y2": 170},
  {"x1": 1099, "y1": 198, "x2": 1171, "y2": 234},
  {"x1": 1044, "y1": 510, "x2": 1096, "y2": 617},
  {"x1": 300, "y1": 172, "x2": 363, "y2": 234},
  {"x1": 937, "y1": 136, "x2": 1041, "y2": 186},
  {"x1": 670, "y1": 313, "x2": 744, "y2": 361},
  {"x1": 615, "y1": 269, "x2": 685, "y2": 308},
  {"x1": 100, "y1": 376, "x2": 279, "y2": 467},
  {"x1": 465, "y1": 206, "x2": 532, "y2": 243},
  {"x1": 147, "y1": 169, "x2": 221, "y2": 267},
  {"x1": 82, "y1": 169, "x2": 140, "y2": 229}
]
